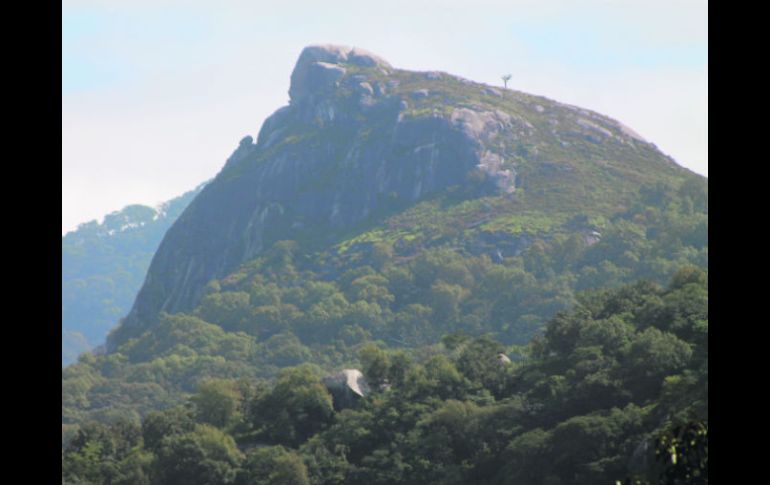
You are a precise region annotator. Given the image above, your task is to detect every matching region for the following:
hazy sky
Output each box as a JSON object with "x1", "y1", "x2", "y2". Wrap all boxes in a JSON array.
[{"x1": 62, "y1": 0, "x2": 708, "y2": 234}]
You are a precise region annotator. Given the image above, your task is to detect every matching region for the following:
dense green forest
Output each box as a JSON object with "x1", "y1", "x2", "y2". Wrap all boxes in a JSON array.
[
  {"x1": 62, "y1": 267, "x2": 707, "y2": 484},
  {"x1": 62, "y1": 184, "x2": 204, "y2": 365},
  {"x1": 62, "y1": 177, "x2": 706, "y2": 483}
]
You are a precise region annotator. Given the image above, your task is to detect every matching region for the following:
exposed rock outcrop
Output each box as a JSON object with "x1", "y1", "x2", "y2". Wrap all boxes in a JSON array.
[
  {"x1": 289, "y1": 44, "x2": 391, "y2": 104},
  {"x1": 323, "y1": 369, "x2": 371, "y2": 409}
]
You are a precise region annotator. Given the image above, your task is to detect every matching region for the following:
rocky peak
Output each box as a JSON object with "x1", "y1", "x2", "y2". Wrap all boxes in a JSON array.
[
  {"x1": 107, "y1": 44, "x2": 689, "y2": 351},
  {"x1": 289, "y1": 44, "x2": 392, "y2": 104}
]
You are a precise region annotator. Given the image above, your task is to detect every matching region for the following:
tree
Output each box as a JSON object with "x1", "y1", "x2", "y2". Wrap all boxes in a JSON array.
[
  {"x1": 456, "y1": 336, "x2": 507, "y2": 393},
  {"x1": 250, "y1": 365, "x2": 335, "y2": 446},
  {"x1": 359, "y1": 343, "x2": 390, "y2": 388},
  {"x1": 63, "y1": 419, "x2": 146, "y2": 485},
  {"x1": 259, "y1": 332, "x2": 312, "y2": 367},
  {"x1": 154, "y1": 424, "x2": 243, "y2": 485},
  {"x1": 677, "y1": 177, "x2": 708, "y2": 213},
  {"x1": 404, "y1": 355, "x2": 468, "y2": 400},
  {"x1": 500, "y1": 428, "x2": 553, "y2": 484},
  {"x1": 142, "y1": 406, "x2": 196, "y2": 453},
  {"x1": 628, "y1": 328, "x2": 692, "y2": 380},
  {"x1": 655, "y1": 421, "x2": 708, "y2": 484},
  {"x1": 430, "y1": 280, "x2": 468, "y2": 326},
  {"x1": 370, "y1": 242, "x2": 394, "y2": 270},
  {"x1": 237, "y1": 446, "x2": 310, "y2": 485},
  {"x1": 348, "y1": 274, "x2": 394, "y2": 307},
  {"x1": 196, "y1": 291, "x2": 252, "y2": 331},
  {"x1": 501, "y1": 74, "x2": 512, "y2": 89},
  {"x1": 394, "y1": 304, "x2": 434, "y2": 345},
  {"x1": 192, "y1": 379, "x2": 244, "y2": 429}
]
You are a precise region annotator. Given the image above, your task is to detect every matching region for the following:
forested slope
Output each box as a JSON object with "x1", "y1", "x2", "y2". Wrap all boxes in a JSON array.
[{"x1": 63, "y1": 268, "x2": 707, "y2": 484}]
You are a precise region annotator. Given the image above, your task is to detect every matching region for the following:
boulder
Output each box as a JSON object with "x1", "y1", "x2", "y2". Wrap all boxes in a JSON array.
[
  {"x1": 290, "y1": 61, "x2": 346, "y2": 103},
  {"x1": 357, "y1": 82, "x2": 374, "y2": 97},
  {"x1": 450, "y1": 108, "x2": 511, "y2": 141},
  {"x1": 289, "y1": 45, "x2": 391, "y2": 103},
  {"x1": 348, "y1": 47, "x2": 391, "y2": 68},
  {"x1": 323, "y1": 369, "x2": 371, "y2": 409}
]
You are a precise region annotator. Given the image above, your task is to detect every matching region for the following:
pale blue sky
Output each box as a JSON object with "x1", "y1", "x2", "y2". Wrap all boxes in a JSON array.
[{"x1": 62, "y1": 0, "x2": 708, "y2": 234}]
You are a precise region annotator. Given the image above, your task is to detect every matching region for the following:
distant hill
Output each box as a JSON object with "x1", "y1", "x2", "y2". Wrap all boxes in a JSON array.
[{"x1": 62, "y1": 183, "x2": 205, "y2": 366}]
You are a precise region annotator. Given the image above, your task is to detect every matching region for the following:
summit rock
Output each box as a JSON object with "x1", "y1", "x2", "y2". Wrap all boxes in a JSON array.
[{"x1": 289, "y1": 45, "x2": 391, "y2": 103}]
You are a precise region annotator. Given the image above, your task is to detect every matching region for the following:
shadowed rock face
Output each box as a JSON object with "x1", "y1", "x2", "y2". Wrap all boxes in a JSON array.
[{"x1": 107, "y1": 44, "x2": 687, "y2": 349}]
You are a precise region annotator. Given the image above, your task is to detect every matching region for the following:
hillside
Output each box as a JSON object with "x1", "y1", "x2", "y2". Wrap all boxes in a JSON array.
[
  {"x1": 62, "y1": 183, "x2": 205, "y2": 365},
  {"x1": 63, "y1": 270, "x2": 708, "y2": 484},
  {"x1": 62, "y1": 45, "x2": 707, "y2": 483},
  {"x1": 108, "y1": 44, "x2": 695, "y2": 350}
]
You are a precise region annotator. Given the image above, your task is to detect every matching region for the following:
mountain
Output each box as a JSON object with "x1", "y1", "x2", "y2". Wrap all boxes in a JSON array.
[
  {"x1": 62, "y1": 183, "x2": 205, "y2": 366},
  {"x1": 63, "y1": 46, "x2": 707, "y2": 480},
  {"x1": 107, "y1": 44, "x2": 695, "y2": 351}
]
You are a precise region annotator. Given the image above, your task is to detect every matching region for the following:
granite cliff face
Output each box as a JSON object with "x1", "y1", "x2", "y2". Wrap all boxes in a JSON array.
[{"x1": 108, "y1": 44, "x2": 689, "y2": 349}]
